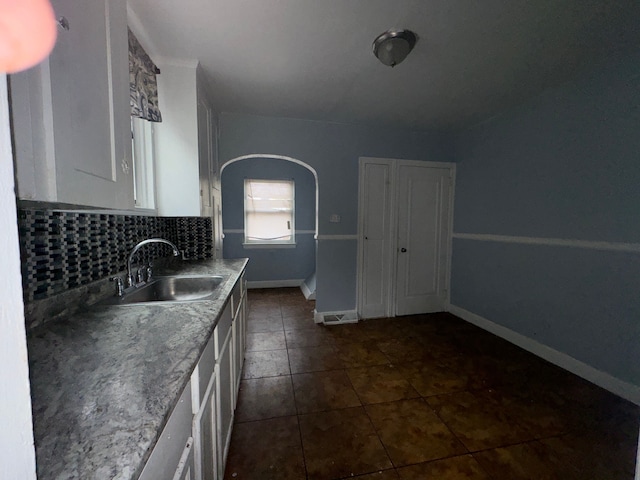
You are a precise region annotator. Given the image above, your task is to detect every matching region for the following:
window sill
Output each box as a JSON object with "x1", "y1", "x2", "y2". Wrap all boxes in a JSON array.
[{"x1": 242, "y1": 243, "x2": 297, "y2": 249}]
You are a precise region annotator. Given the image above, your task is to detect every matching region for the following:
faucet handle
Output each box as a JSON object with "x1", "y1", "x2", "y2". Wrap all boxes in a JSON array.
[
  {"x1": 136, "y1": 267, "x2": 146, "y2": 284},
  {"x1": 146, "y1": 263, "x2": 153, "y2": 281},
  {"x1": 110, "y1": 276, "x2": 124, "y2": 297}
]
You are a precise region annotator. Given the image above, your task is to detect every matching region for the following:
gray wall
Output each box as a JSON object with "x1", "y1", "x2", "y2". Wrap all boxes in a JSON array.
[
  {"x1": 219, "y1": 113, "x2": 451, "y2": 312},
  {"x1": 221, "y1": 157, "x2": 316, "y2": 283},
  {"x1": 451, "y1": 51, "x2": 640, "y2": 386}
]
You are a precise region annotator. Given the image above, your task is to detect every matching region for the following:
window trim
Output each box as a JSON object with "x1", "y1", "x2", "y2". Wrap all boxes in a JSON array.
[
  {"x1": 131, "y1": 116, "x2": 156, "y2": 210},
  {"x1": 243, "y1": 179, "x2": 295, "y2": 246}
]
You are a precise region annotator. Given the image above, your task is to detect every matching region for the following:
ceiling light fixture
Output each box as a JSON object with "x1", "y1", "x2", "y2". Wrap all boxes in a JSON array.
[{"x1": 372, "y1": 29, "x2": 417, "y2": 68}]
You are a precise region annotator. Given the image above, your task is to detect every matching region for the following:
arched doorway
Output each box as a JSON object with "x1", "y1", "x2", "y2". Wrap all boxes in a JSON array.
[{"x1": 221, "y1": 155, "x2": 318, "y2": 298}]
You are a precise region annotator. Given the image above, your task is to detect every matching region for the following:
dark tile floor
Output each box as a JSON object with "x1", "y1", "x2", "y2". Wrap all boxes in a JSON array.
[{"x1": 224, "y1": 288, "x2": 639, "y2": 480}]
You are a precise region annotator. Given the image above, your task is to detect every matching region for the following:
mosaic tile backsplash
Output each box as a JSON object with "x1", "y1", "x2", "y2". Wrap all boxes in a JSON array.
[{"x1": 18, "y1": 208, "x2": 213, "y2": 304}]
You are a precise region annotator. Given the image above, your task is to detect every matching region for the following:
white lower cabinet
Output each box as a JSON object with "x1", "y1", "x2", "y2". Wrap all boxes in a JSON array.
[
  {"x1": 232, "y1": 286, "x2": 247, "y2": 403},
  {"x1": 193, "y1": 373, "x2": 217, "y2": 480},
  {"x1": 192, "y1": 333, "x2": 218, "y2": 480},
  {"x1": 139, "y1": 276, "x2": 246, "y2": 480}
]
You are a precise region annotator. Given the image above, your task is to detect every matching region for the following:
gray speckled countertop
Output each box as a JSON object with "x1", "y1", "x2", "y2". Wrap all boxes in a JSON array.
[{"x1": 27, "y1": 258, "x2": 248, "y2": 480}]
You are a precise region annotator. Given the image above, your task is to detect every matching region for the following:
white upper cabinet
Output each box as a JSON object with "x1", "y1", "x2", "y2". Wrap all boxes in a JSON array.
[
  {"x1": 154, "y1": 63, "x2": 216, "y2": 217},
  {"x1": 10, "y1": 0, "x2": 134, "y2": 209}
]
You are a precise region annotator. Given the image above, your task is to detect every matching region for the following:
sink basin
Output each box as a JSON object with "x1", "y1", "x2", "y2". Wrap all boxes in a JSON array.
[{"x1": 102, "y1": 275, "x2": 226, "y2": 305}]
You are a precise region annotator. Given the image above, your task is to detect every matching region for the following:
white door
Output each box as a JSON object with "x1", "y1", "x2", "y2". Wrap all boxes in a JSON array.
[
  {"x1": 357, "y1": 158, "x2": 453, "y2": 319},
  {"x1": 358, "y1": 161, "x2": 393, "y2": 318},
  {"x1": 395, "y1": 165, "x2": 452, "y2": 316}
]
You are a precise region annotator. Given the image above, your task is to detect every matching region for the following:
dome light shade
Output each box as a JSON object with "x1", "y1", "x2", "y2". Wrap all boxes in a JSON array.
[{"x1": 372, "y1": 30, "x2": 417, "y2": 67}]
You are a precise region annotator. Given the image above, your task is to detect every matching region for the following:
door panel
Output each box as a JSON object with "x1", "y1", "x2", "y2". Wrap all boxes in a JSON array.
[
  {"x1": 359, "y1": 162, "x2": 392, "y2": 319},
  {"x1": 199, "y1": 383, "x2": 217, "y2": 480},
  {"x1": 404, "y1": 174, "x2": 439, "y2": 296},
  {"x1": 396, "y1": 165, "x2": 451, "y2": 316}
]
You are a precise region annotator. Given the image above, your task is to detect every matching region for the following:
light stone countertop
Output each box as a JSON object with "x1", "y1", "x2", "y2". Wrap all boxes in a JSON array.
[{"x1": 27, "y1": 258, "x2": 248, "y2": 480}]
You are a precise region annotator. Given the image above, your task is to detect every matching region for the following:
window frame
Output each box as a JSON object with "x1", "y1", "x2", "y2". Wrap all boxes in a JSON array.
[
  {"x1": 131, "y1": 116, "x2": 156, "y2": 211},
  {"x1": 243, "y1": 179, "x2": 295, "y2": 247}
]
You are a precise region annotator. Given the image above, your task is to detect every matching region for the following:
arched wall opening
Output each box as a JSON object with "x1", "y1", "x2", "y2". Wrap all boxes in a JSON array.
[
  {"x1": 221, "y1": 154, "x2": 318, "y2": 236},
  {"x1": 220, "y1": 155, "x2": 318, "y2": 295}
]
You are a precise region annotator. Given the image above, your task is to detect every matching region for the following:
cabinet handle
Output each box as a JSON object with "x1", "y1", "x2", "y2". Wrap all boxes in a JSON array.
[{"x1": 400, "y1": 248, "x2": 407, "y2": 253}]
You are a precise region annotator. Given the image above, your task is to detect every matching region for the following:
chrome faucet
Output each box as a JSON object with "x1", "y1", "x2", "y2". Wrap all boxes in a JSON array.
[{"x1": 126, "y1": 238, "x2": 180, "y2": 287}]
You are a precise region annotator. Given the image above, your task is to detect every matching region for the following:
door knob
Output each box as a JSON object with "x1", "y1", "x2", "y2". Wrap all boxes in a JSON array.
[{"x1": 400, "y1": 248, "x2": 407, "y2": 253}]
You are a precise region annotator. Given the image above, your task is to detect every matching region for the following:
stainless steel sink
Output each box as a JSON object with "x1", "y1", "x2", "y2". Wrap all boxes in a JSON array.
[{"x1": 101, "y1": 275, "x2": 226, "y2": 305}]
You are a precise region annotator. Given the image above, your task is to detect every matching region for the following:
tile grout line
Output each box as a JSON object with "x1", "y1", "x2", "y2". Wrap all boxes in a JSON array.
[
  {"x1": 420, "y1": 393, "x2": 472, "y2": 453},
  {"x1": 249, "y1": 291, "x2": 310, "y2": 478},
  {"x1": 244, "y1": 290, "x2": 637, "y2": 479},
  {"x1": 279, "y1": 296, "x2": 311, "y2": 480},
  {"x1": 410, "y1": 378, "x2": 500, "y2": 478},
  {"x1": 353, "y1": 386, "x2": 478, "y2": 473},
  {"x1": 346, "y1": 366, "x2": 398, "y2": 473},
  {"x1": 413, "y1": 393, "x2": 500, "y2": 480},
  {"x1": 360, "y1": 410, "x2": 397, "y2": 472},
  {"x1": 423, "y1": 387, "x2": 543, "y2": 459}
]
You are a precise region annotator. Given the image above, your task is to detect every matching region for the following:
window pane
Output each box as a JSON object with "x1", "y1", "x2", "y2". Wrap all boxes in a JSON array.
[
  {"x1": 245, "y1": 180, "x2": 294, "y2": 243},
  {"x1": 246, "y1": 212, "x2": 292, "y2": 241},
  {"x1": 246, "y1": 181, "x2": 293, "y2": 212}
]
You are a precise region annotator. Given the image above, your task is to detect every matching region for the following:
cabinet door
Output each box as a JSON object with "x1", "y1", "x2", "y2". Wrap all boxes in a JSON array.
[
  {"x1": 172, "y1": 437, "x2": 195, "y2": 480},
  {"x1": 232, "y1": 318, "x2": 241, "y2": 405},
  {"x1": 193, "y1": 373, "x2": 217, "y2": 480},
  {"x1": 48, "y1": 0, "x2": 133, "y2": 209},
  {"x1": 216, "y1": 331, "x2": 234, "y2": 478},
  {"x1": 192, "y1": 336, "x2": 215, "y2": 413},
  {"x1": 232, "y1": 294, "x2": 247, "y2": 400},
  {"x1": 241, "y1": 293, "x2": 247, "y2": 361}
]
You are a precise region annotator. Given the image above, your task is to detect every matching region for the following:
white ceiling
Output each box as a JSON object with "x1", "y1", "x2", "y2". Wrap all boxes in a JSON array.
[{"x1": 128, "y1": 0, "x2": 640, "y2": 131}]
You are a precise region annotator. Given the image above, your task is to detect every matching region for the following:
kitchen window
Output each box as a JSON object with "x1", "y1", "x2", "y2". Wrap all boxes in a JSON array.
[{"x1": 244, "y1": 179, "x2": 295, "y2": 247}]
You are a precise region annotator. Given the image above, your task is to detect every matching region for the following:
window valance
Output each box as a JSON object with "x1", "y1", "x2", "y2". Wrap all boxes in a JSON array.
[{"x1": 129, "y1": 29, "x2": 162, "y2": 122}]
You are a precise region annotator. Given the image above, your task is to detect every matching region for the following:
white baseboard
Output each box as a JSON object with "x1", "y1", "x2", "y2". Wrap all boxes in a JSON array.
[
  {"x1": 246, "y1": 279, "x2": 303, "y2": 289},
  {"x1": 313, "y1": 309, "x2": 358, "y2": 325},
  {"x1": 300, "y1": 282, "x2": 316, "y2": 300},
  {"x1": 447, "y1": 304, "x2": 640, "y2": 405}
]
